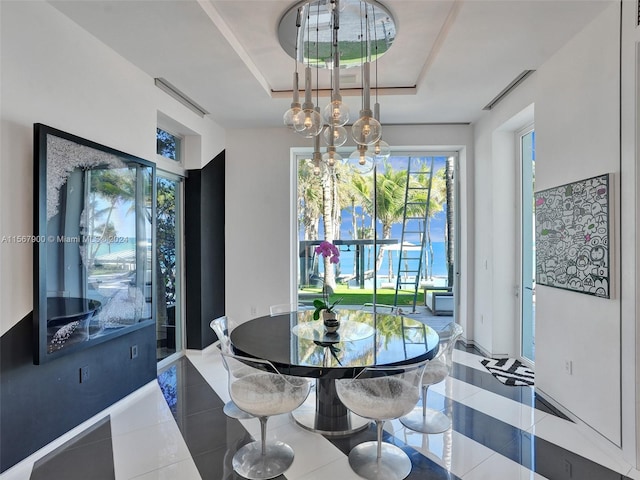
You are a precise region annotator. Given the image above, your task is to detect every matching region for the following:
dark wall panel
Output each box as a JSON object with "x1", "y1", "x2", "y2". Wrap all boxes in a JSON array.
[
  {"x1": 184, "y1": 169, "x2": 203, "y2": 348},
  {"x1": 185, "y1": 151, "x2": 225, "y2": 350},
  {"x1": 0, "y1": 313, "x2": 156, "y2": 472}
]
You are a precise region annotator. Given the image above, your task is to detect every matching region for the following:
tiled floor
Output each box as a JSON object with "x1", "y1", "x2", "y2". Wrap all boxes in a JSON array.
[{"x1": 3, "y1": 317, "x2": 639, "y2": 480}]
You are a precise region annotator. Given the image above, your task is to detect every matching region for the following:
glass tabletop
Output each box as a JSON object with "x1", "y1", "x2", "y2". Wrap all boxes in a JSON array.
[{"x1": 230, "y1": 309, "x2": 440, "y2": 377}]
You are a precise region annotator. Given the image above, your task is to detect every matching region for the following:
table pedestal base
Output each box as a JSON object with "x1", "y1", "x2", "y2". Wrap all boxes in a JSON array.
[{"x1": 291, "y1": 378, "x2": 370, "y2": 436}]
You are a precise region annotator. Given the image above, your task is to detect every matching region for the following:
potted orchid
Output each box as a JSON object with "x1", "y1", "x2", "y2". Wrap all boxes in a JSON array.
[
  {"x1": 312, "y1": 295, "x2": 343, "y2": 321},
  {"x1": 312, "y1": 241, "x2": 342, "y2": 333}
]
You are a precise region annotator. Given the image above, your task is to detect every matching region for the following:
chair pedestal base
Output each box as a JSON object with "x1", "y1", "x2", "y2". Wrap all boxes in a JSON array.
[
  {"x1": 232, "y1": 440, "x2": 294, "y2": 480},
  {"x1": 348, "y1": 441, "x2": 411, "y2": 480},
  {"x1": 399, "y1": 407, "x2": 452, "y2": 434},
  {"x1": 223, "y1": 400, "x2": 253, "y2": 420},
  {"x1": 291, "y1": 389, "x2": 370, "y2": 436}
]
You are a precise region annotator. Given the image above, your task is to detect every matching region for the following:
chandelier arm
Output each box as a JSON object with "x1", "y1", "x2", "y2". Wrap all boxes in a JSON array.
[{"x1": 362, "y1": 62, "x2": 371, "y2": 113}]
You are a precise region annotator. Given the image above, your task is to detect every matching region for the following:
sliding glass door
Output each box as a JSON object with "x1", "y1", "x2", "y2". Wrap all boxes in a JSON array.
[
  {"x1": 519, "y1": 128, "x2": 536, "y2": 363},
  {"x1": 156, "y1": 173, "x2": 183, "y2": 362}
]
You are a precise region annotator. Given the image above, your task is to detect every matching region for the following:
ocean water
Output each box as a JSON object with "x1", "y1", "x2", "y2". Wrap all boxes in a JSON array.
[
  {"x1": 331, "y1": 241, "x2": 449, "y2": 280},
  {"x1": 92, "y1": 237, "x2": 136, "y2": 257},
  {"x1": 305, "y1": 238, "x2": 450, "y2": 289},
  {"x1": 302, "y1": 202, "x2": 450, "y2": 283}
]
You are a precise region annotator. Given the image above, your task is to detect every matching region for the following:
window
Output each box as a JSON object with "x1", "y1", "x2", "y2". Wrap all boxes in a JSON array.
[
  {"x1": 156, "y1": 128, "x2": 182, "y2": 162},
  {"x1": 296, "y1": 151, "x2": 457, "y2": 312}
]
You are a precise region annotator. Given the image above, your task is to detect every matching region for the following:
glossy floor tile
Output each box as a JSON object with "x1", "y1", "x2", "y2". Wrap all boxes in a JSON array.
[{"x1": 4, "y1": 337, "x2": 639, "y2": 480}]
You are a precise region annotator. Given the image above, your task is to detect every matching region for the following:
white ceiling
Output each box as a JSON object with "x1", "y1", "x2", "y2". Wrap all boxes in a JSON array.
[{"x1": 49, "y1": 0, "x2": 612, "y2": 129}]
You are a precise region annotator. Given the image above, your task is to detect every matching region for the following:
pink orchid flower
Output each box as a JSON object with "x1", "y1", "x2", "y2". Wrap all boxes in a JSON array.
[{"x1": 315, "y1": 241, "x2": 340, "y2": 263}]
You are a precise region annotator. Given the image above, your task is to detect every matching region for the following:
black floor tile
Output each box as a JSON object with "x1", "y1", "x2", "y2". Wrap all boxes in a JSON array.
[
  {"x1": 30, "y1": 417, "x2": 114, "y2": 480},
  {"x1": 160, "y1": 356, "x2": 259, "y2": 478},
  {"x1": 175, "y1": 408, "x2": 249, "y2": 457}
]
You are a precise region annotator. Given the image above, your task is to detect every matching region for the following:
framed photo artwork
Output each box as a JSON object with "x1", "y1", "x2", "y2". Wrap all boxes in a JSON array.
[{"x1": 33, "y1": 124, "x2": 156, "y2": 364}]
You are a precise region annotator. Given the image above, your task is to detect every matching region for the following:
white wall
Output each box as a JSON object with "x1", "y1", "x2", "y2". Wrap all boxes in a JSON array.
[
  {"x1": 535, "y1": 3, "x2": 621, "y2": 445},
  {"x1": 0, "y1": 0, "x2": 225, "y2": 337},
  {"x1": 224, "y1": 125, "x2": 474, "y2": 331},
  {"x1": 473, "y1": 3, "x2": 624, "y2": 446}
]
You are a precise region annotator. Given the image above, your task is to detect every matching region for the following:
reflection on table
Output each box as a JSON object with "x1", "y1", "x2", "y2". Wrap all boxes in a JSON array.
[
  {"x1": 230, "y1": 309, "x2": 439, "y2": 436},
  {"x1": 291, "y1": 319, "x2": 375, "y2": 343}
]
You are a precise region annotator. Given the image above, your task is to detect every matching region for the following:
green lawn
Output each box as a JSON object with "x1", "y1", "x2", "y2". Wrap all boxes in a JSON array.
[{"x1": 299, "y1": 284, "x2": 424, "y2": 306}]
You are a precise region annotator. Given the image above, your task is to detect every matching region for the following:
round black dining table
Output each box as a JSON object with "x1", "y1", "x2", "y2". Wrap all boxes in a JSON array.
[{"x1": 230, "y1": 309, "x2": 440, "y2": 436}]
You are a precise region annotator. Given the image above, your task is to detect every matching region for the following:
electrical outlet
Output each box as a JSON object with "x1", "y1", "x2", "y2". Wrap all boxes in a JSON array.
[
  {"x1": 480, "y1": 314, "x2": 484, "y2": 324},
  {"x1": 130, "y1": 344, "x2": 138, "y2": 359},
  {"x1": 250, "y1": 306, "x2": 257, "y2": 316},
  {"x1": 80, "y1": 365, "x2": 90, "y2": 383},
  {"x1": 564, "y1": 360, "x2": 573, "y2": 375}
]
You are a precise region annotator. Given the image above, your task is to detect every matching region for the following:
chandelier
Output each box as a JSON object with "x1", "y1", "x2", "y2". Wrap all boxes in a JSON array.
[{"x1": 279, "y1": 0, "x2": 395, "y2": 173}]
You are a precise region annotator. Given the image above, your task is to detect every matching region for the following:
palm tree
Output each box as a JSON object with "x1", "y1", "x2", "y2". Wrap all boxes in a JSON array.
[
  {"x1": 374, "y1": 162, "x2": 408, "y2": 278},
  {"x1": 348, "y1": 172, "x2": 374, "y2": 231},
  {"x1": 445, "y1": 157, "x2": 455, "y2": 286},
  {"x1": 298, "y1": 160, "x2": 354, "y2": 291},
  {"x1": 297, "y1": 159, "x2": 323, "y2": 241},
  {"x1": 320, "y1": 164, "x2": 339, "y2": 292},
  {"x1": 86, "y1": 168, "x2": 135, "y2": 262},
  {"x1": 343, "y1": 171, "x2": 373, "y2": 276},
  {"x1": 322, "y1": 168, "x2": 336, "y2": 290},
  {"x1": 297, "y1": 159, "x2": 324, "y2": 286}
]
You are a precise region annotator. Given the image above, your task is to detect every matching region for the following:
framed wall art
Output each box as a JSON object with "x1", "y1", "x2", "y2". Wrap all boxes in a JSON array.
[
  {"x1": 534, "y1": 173, "x2": 610, "y2": 298},
  {"x1": 33, "y1": 124, "x2": 156, "y2": 364}
]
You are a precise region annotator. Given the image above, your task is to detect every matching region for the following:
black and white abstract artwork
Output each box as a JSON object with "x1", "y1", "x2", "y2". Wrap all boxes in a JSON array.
[{"x1": 534, "y1": 174, "x2": 610, "y2": 298}]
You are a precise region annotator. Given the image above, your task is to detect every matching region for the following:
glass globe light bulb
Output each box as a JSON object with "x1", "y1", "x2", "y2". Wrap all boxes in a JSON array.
[
  {"x1": 322, "y1": 100, "x2": 349, "y2": 126},
  {"x1": 294, "y1": 108, "x2": 323, "y2": 138},
  {"x1": 373, "y1": 139, "x2": 391, "y2": 161},
  {"x1": 352, "y1": 115, "x2": 382, "y2": 145},
  {"x1": 322, "y1": 149, "x2": 342, "y2": 167},
  {"x1": 283, "y1": 105, "x2": 301, "y2": 130},
  {"x1": 322, "y1": 125, "x2": 348, "y2": 147},
  {"x1": 347, "y1": 147, "x2": 374, "y2": 174}
]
